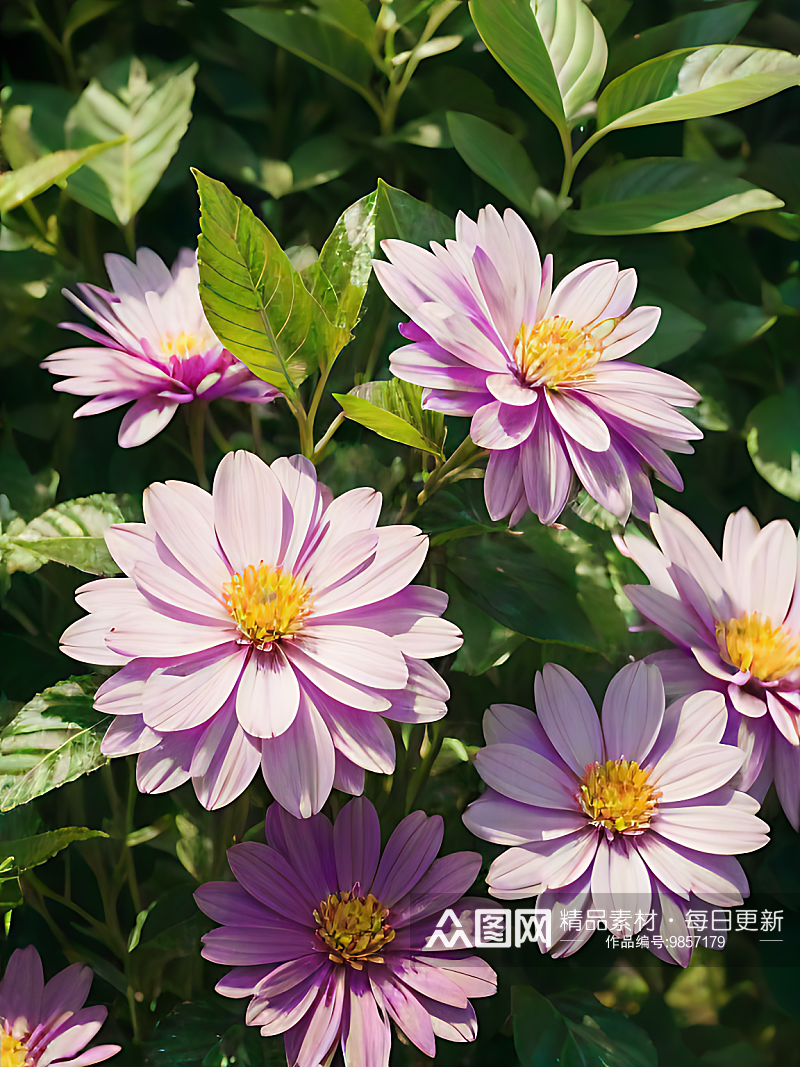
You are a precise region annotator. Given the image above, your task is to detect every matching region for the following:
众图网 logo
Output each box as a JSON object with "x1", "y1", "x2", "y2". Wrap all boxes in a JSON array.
[{"x1": 425, "y1": 908, "x2": 553, "y2": 950}]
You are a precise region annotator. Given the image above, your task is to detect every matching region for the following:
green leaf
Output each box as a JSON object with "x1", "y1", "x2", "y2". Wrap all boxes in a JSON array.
[
  {"x1": 447, "y1": 573, "x2": 525, "y2": 675},
  {"x1": 607, "y1": 2, "x2": 757, "y2": 81},
  {"x1": 62, "y1": 0, "x2": 121, "y2": 46},
  {"x1": 287, "y1": 133, "x2": 358, "y2": 193},
  {"x1": 745, "y1": 388, "x2": 800, "y2": 501},
  {"x1": 302, "y1": 189, "x2": 377, "y2": 334},
  {"x1": 532, "y1": 0, "x2": 608, "y2": 125},
  {"x1": 333, "y1": 379, "x2": 444, "y2": 456},
  {"x1": 0, "y1": 826, "x2": 107, "y2": 873},
  {"x1": 469, "y1": 0, "x2": 566, "y2": 135},
  {"x1": 512, "y1": 985, "x2": 568, "y2": 1067},
  {"x1": 65, "y1": 57, "x2": 197, "y2": 226},
  {"x1": 228, "y1": 5, "x2": 376, "y2": 103},
  {"x1": 0, "y1": 423, "x2": 58, "y2": 521},
  {"x1": 633, "y1": 289, "x2": 706, "y2": 367},
  {"x1": 0, "y1": 140, "x2": 123, "y2": 214},
  {"x1": 127, "y1": 901, "x2": 157, "y2": 952},
  {"x1": 597, "y1": 45, "x2": 800, "y2": 135},
  {"x1": 0, "y1": 676, "x2": 109, "y2": 811},
  {"x1": 5, "y1": 493, "x2": 127, "y2": 576},
  {"x1": 553, "y1": 993, "x2": 657, "y2": 1067},
  {"x1": 375, "y1": 178, "x2": 455, "y2": 246},
  {"x1": 568, "y1": 157, "x2": 783, "y2": 234},
  {"x1": 313, "y1": 0, "x2": 377, "y2": 52},
  {"x1": 195, "y1": 170, "x2": 341, "y2": 394},
  {"x1": 447, "y1": 111, "x2": 541, "y2": 215}
]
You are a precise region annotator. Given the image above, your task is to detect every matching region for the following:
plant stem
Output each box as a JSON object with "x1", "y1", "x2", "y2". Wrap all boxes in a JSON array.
[
  {"x1": 406, "y1": 721, "x2": 445, "y2": 813},
  {"x1": 187, "y1": 402, "x2": 209, "y2": 489},
  {"x1": 205, "y1": 405, "x2": 232, "y2": 454},
  {"x1": 251, "y1": 405, "x2": 265, "y2": 458},
  {"x1": 314, "y1": 412, "x2": 345, "y2": 455},
  {"x1": 361, "y1": 303, "x2": 390, "y2": 385},
  {"x1": 380, "y1": 0, "x2": 460, "y2": 135},
  {"x1": 286, "y1": 394, "x2": 314, "y2": 458},
  {"x1": 125, "y1": 760, "x2": 142, "y2": 915},
  {"x1": 416, "y1": 436, "x2": 486, "y2": 508},
  {"x1": 559, "y1": 127, "x2": 606, "y2": 198},
  {"x1": 122, "y1": 218, "x2": 136, "y2": 257}
]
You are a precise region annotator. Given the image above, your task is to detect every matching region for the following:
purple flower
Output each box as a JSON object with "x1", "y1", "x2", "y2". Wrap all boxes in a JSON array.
[
  {"x1": 60, "y1": 450, "x2": 462, "y2": 816},
  {"x1": 195, "y1": 797, "x2": 496, "y2": 1067},
  {"x1": 463, "y1": 661, "x2": 768, "y2": 965},
  {"x1": 622, "y1": 500, "x2": 800, "y2": 827},
  {"x1": 373, "y1": 205, "x2": 702, "y2": 526},
  {"x1": 41, "y1": 248, "x2": 279, "y2": 447},
  {"x1": 0, "y1": 946, "x2": 119, "y2": 1067}
]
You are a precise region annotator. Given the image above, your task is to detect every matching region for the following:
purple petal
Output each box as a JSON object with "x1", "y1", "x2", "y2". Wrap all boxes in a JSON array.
[
  {"x1": 191, "y1": 705, "x2": 261, "y2": 810},
  {"x1": 484, "y1": 446, "x2": 524, "y2": 521},
  {"x1": 601, "y1": 661, "x2": 664, "y2": 764},
  {"x1": 0, "y1": 945, "x2": 44, "y2": 1037},
  {"x1": 333, "y1": 797, "x2": 381, "y2": 893},
  {"x1": 474, "y1": 743, "x2": 578, "y2": 809},
  {"x1": 390, "y1": 852, "x2": 481, "y2": 928},
  {"x1": 773, "y1": 731, "x2": 800, "y2": 829},
  {"x1": 371, "y1": 812, "x2": 443, "y2": 906},
  {"x1": 651, "y1": 742, "x2": 744, "y2": 802},
  {"x1": 534, "y1": 663, "x2": 603, "y2": 775},
  {"x1": 519, "y1": 406, "x2": 572, "y2": 526},
  {"x1": 260, "y1": 691, "x2": 335, "y2": 818},
  {"x1": 470, "y1": 400, "x2": 536, "y2": 450},
  {"x1": 201, "y1": 921, "x2": 318, "y2": 966},
  {"x1": 342, "y1": 966, "x2": 392, "y2": 1067},
  {"x1": 369, "y1": 968, "x2": 435, "y2": 1057},
  {"x1": 283, "y1": 968, "x2": 345, "y2": 1067},
  {"x1": 463, "y1": 788, "x2": 585, "y2": 846}
]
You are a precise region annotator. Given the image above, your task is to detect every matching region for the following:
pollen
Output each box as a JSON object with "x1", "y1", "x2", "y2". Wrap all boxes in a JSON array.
[
  {"x1": 718, "y1": 612, "x2": 800, "y2": 682},
  {"x1": 314, "y1": 887, "x2": 395, "y2": 969},
  {"x1": 512, "y1": 316, "x2": 611, "y2": 389},
  {"x1": 159, "y1": 328, "x2": 214, "y2": 359},
  {"x1": 222, "y1": 563, "x2": 313, "y2": 649},
  {"x1": 578, "y1": 759, "x2": 660, "y2": 835},
  {"x1": 1, "y1": 1032, "x2": 30, "y2": 1067}
]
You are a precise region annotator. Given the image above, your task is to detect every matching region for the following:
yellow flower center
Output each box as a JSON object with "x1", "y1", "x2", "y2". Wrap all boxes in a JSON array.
[
  {"x1": 159, "y1": 328, "x2": 214, "y2": 359},
  {"x1": 1, "y1": 1032, "x2": 30, "y2": 1067},
  {"x1": 222, "y1": 563, "x2": 314, "y2": 649},
  {"x1": 578, "y1": 759, "x2": 660, "y2": 835},
  {"x1": 314, "y1": 889, "x2": 395, "y2": 969},
  {"x1": 512, "y1": 316, "x2": 611, "y2": 388},
  {"x1": 717, "y1": 612, "x2": 800, "y2": 682}
]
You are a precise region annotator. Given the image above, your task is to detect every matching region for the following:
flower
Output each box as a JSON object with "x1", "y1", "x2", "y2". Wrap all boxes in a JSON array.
[
  {"x1": 60, "y1": 450, "x2": 462, "y2": 816},
  {"x1": 0, "y1": 946, "x2": 119, "y2": 1067},
  {"x1": 41, "y1": 248, "x2": 279, "y2": 448},
  {"x1": 372, "y1": 205, "x2": 702, "y2": 526},
  {"x1": 622, "y1": 500, "x2": 800, "y2": 827},
  {"x1": 463, "y1": 661, "x2": 768, "y2": 965},
  {"x1": 195, "y1": 797, "x2": 496, "y2": 1067}
]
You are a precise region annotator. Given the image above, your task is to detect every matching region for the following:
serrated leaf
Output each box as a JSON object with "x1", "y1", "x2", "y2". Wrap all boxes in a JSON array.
[
  {"x1": 333, "y1": 380, "x2": 444, "y2": 455},
  {"x1": 0, "y1": 676, "x2": 109, "y2": 811},
  {"x1": 597, "y1": 45, "x2": 800, "y2": 135},
  {"x1": 469, "y1": 0, "x2": 567, "y2": 135},
  {"x1": 0, "y1": 140, "x2": 123, "y2": 214},
  {"x1": 375, "y1": 178, "x2": 455, "y2": 246},
  {"x1": 195, "y1": 170, "x2": 343, "y2": 394},
  {"x1": 228, "y1": 4, "x2": 376, "y2": 102},
  {"x1": 534, "y1": 0, "x2": 608, "y2": 125},
  {"x1": 302, "y1": 189, "x2": 377, "y2": 335},
  {"x1": 0, "y1": 826, "x2": 107, "y2": 873},
  {"x1": 745, "y1": 388, "x2": 800, "y2": 501},
  {"x1": 447, "y1": 111, "x2": 541, "y2": 215},
  {"x1": 65, "y1": 57, "x2": 197, "y2": 226},
  {"x1": 6, "y1": 493, "x2": 126, "y2": 576},
  {"x1": 569, "y1": 157, "x2": 783, "y2": 234}
]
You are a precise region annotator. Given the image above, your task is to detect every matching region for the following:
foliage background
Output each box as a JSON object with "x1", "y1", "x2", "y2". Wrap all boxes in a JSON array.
[{"x1": 3, "y1": 0, "x2": 800, "y2": 1064}]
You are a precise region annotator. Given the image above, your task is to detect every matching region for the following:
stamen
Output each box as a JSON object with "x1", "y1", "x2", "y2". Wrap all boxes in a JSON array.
[
  {"x1": 512, "y1": 316, "x2": 609, "y2": 389},
  {"x1": 578, "y1": 759, "x2": 660, "y2": 835},
  {"x1": 314, "y1": 888, "x2": 395, "y2": 970},
  {"x1": 1, "y1": 1032, "x2": 30, "y2": 1067},
  {"x1": 718, "y1": 612, "x2": 800, "y2": 682},
  {"x1": 222, "y1": 563, "x2": 313, "y2": 650},
  {"x1": 159, "y1": 328, "x2": 214, "y2": 359}
]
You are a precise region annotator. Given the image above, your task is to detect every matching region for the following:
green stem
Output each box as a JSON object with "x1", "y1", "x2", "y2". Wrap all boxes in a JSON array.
[
  {"x1": 406, "y1": 721, "x2": 445, "y2": 813},
  {"x1": 125, "y1": 761, "x2": 142, "y2": 915},
  {"x1": 416, "y1": 436, "x2": 486, "y2": 508},
  {"x1": 24, "y1": 872, "x2": 123, "y2": 955},
  {"x1": 559, "y1": 127, "x2": 606, "y2": 198},
  {"x1": 187, "y1": 402, "x2": 209, "y2": 489},
  {"x1": 205, "y1": 405, "x2": 233, "y2": 455},
  {"x1": 251, "y1": 405, "x2": 265, "y2": 458},
  {"x1": 380, "y1": 0, "x2": 460, "y2": 135},
  {"x1": 286, "y1": 394, "x2": 314, "y2": 459},
  {"x1": 361, "y1": 303, "x2": 390, "y2": 385},
  {"x1": 314, "y1": 412, "x2": 345, "y2": 456},
  {"x1": 122, "y1": 218, "x2": 136, "y2": 257},
  {"x1": 307, "y1": 364, "x2": 333, "y2": 440}
]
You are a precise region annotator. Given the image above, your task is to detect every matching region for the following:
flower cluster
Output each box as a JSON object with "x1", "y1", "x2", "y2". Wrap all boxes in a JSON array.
[
  {"x1": 195, "y1": 798, "x2": 496, "y2": 1067},
  {"x1": 374, "y1": 206, "x2": 702, "y2": 526},
  {"x1": 463, "y1": 661, "x2": 769, "y2": 964},
  {"x1": 42, "y1": 248, "x2": 279, "y2": 448},
  {"x1": 0, "y1": 947, "x2": 119, "y2": 1067},
  {"x1": 60, "y1": 449, "x2": 462, "y2": 816}
]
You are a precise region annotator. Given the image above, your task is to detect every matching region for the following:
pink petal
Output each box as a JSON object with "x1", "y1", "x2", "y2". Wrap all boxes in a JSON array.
[
  {"x1": 284, "y1": 968, "x2": 345, "y2": 1067},
  {"x1": 484, "y1": 447, "x2": 524, "y2": 521},
  {"x1": 143, "y1": 481, "x2": 230, "y2": 594},
  {"x1": 474, "y1": 743, "x2": 578, "y2": 809},
  {"x1": 235, "y1": 648, "x2": 300, "y2": 738},
  {"x1": 546, "y1": 391, "x2": 610, "y2": 452},
  {"x1": 368, "y1": 969, "x2": 434, "y2": 1058},
  {"x1": 293, "y1": 625, "x2": 408, "y2": 690},
  {"x1": 142, "y1": 646, "x2": 244, "y2": 731},
  {"x1": 212, "y1": 451, "x2": 289, "y2": 573},
  {"x1": 101, "y1": 714, "x2": 159, "y2": 756},
  {"x1": 60, "y1": 613, "x2": 129, "y2": 666},
  {"x1": 601, "y1": 661, "x2": 664, "y2": 764},
  {"x1": 652, "y1": 742, "x2": 744, "y2": 801},
  {"x1": 485, "y1": 372, "x2": 538, "y2": 407},
  {"x1": 743, "y1": 518, "x2": 797, "y2": 622},
  {"x1": 546, "y1": 259, "x2": 619, "y2": 324},
  {"x1": 722, "y1": 507, "x2": 761, "y2": 609},
  {"x1": 470, "y1": 400, "x2": 536, "y2": 450},
  {"x1": 192, "y1": 707, "x2": 261, "y2": 809},
  {"x1": 333, "y1": 751, "x2": 366, "y2": 794},
  {"x1": 118, "y1": 396, "x2": 179, "y2": 446},
  {"x1": 271, "y1": 455, "x2": 325, "y2": 571},
  {"x1": 534, "y1": 663, "x2": 603, "y2": 775},
  {"x1": 562, "y1": 434, "x2": 632, "y2": 523},
  {"x1": 519, "y1": 408, "x2": 572, "y2": 526},
  {"x1": 317, "y1": 701, "x2": 395, "y2": 775},
  {"x1": 342, "y1": 967, "x2": 392, "y2": 1067},
  {"x1": 600, "y1": 306, "x2": 661, "y2": 359},
  {"x1": 651, "y1": 804, "x2": 768, "y2": 855},
  {"x1": 260, "y1": 692, "x2": 335, "y2": 818},
  {"x1": 590, "y1": 838, "x2": 651, "y2": 936}
]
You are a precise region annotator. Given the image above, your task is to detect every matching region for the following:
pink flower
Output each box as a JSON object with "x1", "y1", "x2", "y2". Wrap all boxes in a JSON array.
[
  {"x1": 463, "y1": 661, "x2": 768, "y2": 965},
  {"x1": 0, "y1": 946, "x2": 119, "y2": 1067},
  {"x1": 373, "y1": 205, "x2": 702, "y2": 525},
  {"x1": 60, "y1": 450, "x2": 462, "y2": 816},
  {"x1": 622, "y1": 500, "x2": 800, "y2": 827},
  {"x1": 41, "y1": 248, "x2": 279, "y2": 447},
  {"x1": 195, "y1": 797, "x2": 496, "y2": 1067}
]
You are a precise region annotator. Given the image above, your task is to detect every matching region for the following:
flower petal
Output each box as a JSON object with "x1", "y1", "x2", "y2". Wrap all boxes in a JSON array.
[{"x1": 534, "y1": 663, "x2": 603, "y2": 775}]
